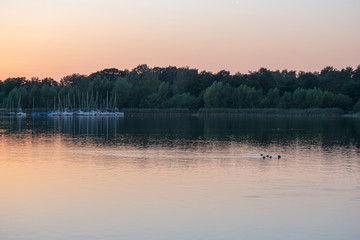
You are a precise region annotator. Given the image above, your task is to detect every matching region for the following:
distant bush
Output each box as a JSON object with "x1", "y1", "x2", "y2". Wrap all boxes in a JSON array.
[
  {"x1": 353, "y1": 99, "x2": 360, "y2": 113},
  {"x1": 198, "y1": 108, "x2": 344, "y2": 115},
  {"x1": 121, "y1": 108, "x2": 190, "y2": 113}
]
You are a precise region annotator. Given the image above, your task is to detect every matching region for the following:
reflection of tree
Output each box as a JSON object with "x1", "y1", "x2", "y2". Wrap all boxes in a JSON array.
[{"x1": 1, "y1": 117, "x2": 358, "y2": 149}]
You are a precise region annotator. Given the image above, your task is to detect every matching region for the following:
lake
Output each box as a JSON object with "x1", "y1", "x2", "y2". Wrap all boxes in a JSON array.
[{"x1": 1, "y1": 116, "x2": 360, "y2": 240}]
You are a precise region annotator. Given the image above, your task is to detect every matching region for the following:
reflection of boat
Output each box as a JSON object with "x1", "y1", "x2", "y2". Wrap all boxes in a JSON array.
[
  {"x1": 74, "y1": 110, "x2": 91, "y2": 116},
  {"x1": 47, "y1": 110, "x2": 74, "y2": 116},
  {"x1": 73, "y1": 110, "x2": 124, "y2": 117},
  {"x1": 5, "y1": 99, "x2": 16, "y2": 116},
  {"x1": 110, "y1": 111, "x2": 124, "y2": 117},
  {"x1": 90, "y1": 110, "x2": 97, "y2": 116},
  {"x1": 31, "y1": 112, "x2": 48, "y2": 116},
  {"x1": 47, "y1": 110, "x2": 61, "y2": 116},
  {"x1": 16, "y1": 110, "x2": 26, "y2": 117},
  {"x1": 59, "y1": 109, "x2": 73, "y2": 116}
]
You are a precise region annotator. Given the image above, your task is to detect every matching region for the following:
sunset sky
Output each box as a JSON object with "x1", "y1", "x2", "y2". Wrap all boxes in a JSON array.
[{"x1": 1, "y1": 0, "x2": 359, "y2": 80}]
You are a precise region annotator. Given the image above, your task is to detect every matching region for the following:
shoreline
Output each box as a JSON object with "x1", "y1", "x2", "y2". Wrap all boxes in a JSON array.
[
  {"x1": 121, "y1": 108, "x2": 349, "y2": 117},
  {"x1": 1, "y1": 108, "x2": 358, "y2": 118}
]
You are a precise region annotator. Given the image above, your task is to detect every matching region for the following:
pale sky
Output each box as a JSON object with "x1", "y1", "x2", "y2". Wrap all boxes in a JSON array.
[{"x1": 1, "y1": 0, "x2": 359, "y2": 80}]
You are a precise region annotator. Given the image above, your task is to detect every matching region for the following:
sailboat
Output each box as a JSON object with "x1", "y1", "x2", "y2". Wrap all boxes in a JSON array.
[
  {"x1": 6, "y1": 100, "x2": 15, "y2": 116},
  {"x1": 16, "y1": 96, "x2": 27, "y2": 117}
]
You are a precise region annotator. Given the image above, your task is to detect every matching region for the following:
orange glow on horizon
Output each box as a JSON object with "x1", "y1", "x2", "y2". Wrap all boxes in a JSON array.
[{"x1": 0, "y1": 0, "x2": 359, "y2": 80}]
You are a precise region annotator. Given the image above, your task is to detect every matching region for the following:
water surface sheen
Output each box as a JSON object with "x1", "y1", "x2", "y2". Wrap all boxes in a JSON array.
[{"x1": 1, "y1": 116, "x2": 360, "y2": 240}]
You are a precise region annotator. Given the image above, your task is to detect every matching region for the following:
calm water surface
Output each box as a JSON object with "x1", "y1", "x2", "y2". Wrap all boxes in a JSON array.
[{"x1": 1, "y1": 116, "x2": 360, "y2": 240}]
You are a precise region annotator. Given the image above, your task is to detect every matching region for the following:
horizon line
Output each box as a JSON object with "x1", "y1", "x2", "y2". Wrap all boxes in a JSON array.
[{"x1": 2, "y1": 63, "x2": 360, "y2": 82}]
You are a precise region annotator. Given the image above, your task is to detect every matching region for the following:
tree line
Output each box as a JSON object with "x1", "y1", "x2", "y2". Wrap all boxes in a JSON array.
[{"x1": 1, "y1": 64, "x2": 360, "y2": 112}]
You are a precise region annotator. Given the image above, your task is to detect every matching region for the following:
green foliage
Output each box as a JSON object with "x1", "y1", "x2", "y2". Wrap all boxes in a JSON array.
[
  {"x1": 165, "y1": 92, "x2": 198, "y2": 109},
  {"x1": 292, "y1": 88, "x2": 307, "y2": 108},
  {"x1": 60, "y1": 74, "x2": 87, "y2": 87},
  {"x1": 353, "y1": 99, "x2": 360, "y2": 113},
  {"x1": 17, "y1": 87, "x2": 29, "y2": 108},
  {"x1": 158, "y1": 82, "x2": 172, "y2": 103},
  {"x1": 0, "y1": 65, "x2": 359, "y2": 112},
  {"x1": 2, "y1": 78, "x2": 26, "y2": 94},
  {"x1": 30, "y1": 85, "x2": 41, "y2": 107},
  {"x1": 111, "y1": 78, "x2": 132, "y2": 108},
  {"x1": 235, "y1": 84, "x2": 261, "y2": 108},
  {"x1": 305, "y1": 88, "x2": 322, "y2": 108},
  {"x1": 320, "y1": 91, "x2": 336, "y2": 108},
  {"x1": 273, "y1": 70, "x2": 298, "y2": 94},
  {"x1": 343, "y1": 80, "x2": 360, "y2": 103},
  {"x1": 203, "y1": 82, "x2": 232, "y2": 108},
  {"x1": 204, "y1": 82, "x2": 221, "y2": 108},
  {"x1": 333, "y1": 94, "x2": 352, "y2": 110},
  {"x1": 298, "y1": 72, "x2": 319, "y2": 89},
  {"x1": 260, "y1": 88, "x2": 280, "y2": 108},
  {"x1": 278, "y1": 92, "x2": 292, "y2": 109},
  {"x1": 319, "y1": 66, "x2": 352, "y2": 94},
  {"x1": 319, "y1": 91, "x2": 352, "y2": 110},
  {"x1": 256, "y1": 68, "x2": 275, "y2": 94},
  {"x1": 144, "y1": 93, "x2": 161, "y2": 108}
]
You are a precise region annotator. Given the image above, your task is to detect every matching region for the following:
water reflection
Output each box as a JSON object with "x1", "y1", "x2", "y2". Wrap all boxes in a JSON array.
[
  {"x1": 1, "y1": 116, "x2": 360, "y2": 149},
  {"x1": 1, "y1": 116, "x2": 360, "y2": 240}
]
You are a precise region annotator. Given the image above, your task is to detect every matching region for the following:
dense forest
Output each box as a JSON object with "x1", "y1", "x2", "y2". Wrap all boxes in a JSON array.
[{"x1": 1, "y1": 64, "x2": 360, "y2": 112}]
